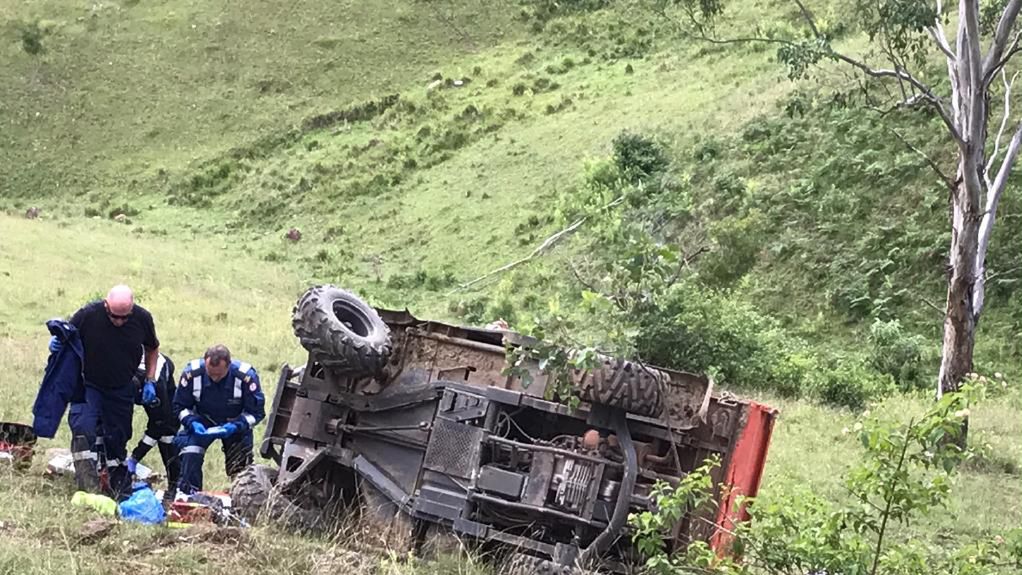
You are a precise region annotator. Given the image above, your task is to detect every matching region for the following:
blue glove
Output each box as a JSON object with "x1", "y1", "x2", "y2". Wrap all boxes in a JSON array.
[
  {"x1": 190, "y1": 421, "x2": 207, "y2": 436},
  {"x1": 220, "y1": 422, "x2": 239, "y2": 438},
  {"x1": 126, "y1": 457, "x2": 138, "y2": 475},
  {"x1": 141, "y1": 380, "x2": 158, "y2": 406},
  {"x1": 48, "y1": 336, "x2": 62, "y2": 354},
  {"x1": 203, "y1": 423, "x2": 239, "y2": 439}
]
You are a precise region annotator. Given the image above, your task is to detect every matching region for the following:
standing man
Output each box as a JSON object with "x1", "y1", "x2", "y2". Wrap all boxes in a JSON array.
[
  {"x1": 173, "y1": 344, "x2": 264, "y2": 495},
  {"x1": 68, "y1": 284, "x2": 160, "y2": 498}
]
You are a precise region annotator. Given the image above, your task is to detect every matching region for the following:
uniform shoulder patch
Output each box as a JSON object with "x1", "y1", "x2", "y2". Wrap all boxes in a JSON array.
[{"x1": 249, "y1": 382, "x2": 258, "y2": 392}]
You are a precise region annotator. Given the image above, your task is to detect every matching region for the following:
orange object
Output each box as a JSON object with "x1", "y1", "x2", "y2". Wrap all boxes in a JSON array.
[
  {"x1": 710, "y1": 401, "x2": 777, "y2": 556},
  {"x1": 166, "y1": 492, "x2": 233, "y2": 524},
  {"x1": 167, "y1": 501, "x2": 214, "y2": 524}
]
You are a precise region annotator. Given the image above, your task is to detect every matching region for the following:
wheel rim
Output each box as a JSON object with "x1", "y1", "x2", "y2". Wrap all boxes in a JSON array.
[{"x1": 332, "y1": 300, "x2": 372, "y2": 337}]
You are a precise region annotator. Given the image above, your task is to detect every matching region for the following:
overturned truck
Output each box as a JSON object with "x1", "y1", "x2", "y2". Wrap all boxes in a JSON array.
[{"x1": 234, "y1": 285, "x2": 776, "y2": 571}]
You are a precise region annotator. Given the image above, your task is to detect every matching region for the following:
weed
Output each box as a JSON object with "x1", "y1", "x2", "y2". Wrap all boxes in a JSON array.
[{"x1": 386, "y1": 268, "x2": 457, "y2": 291}]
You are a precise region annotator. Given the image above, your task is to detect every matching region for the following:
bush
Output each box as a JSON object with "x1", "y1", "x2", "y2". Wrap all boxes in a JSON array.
[
  {"x1": 386, "y1": 268, "x2": 456, "y2": 291},
  {"x1": 868, "y1": 318, "x2": 927, "y2": 391},
  {"x1": 634, "y1": 282, "x2": 813, "y2": 397},
  {"x1": 810, "y1": 358, "x2": 894, "y2": 410},
  {"x1": 525, "y1": 0, "x2": 609, "y2": 23},
  {"x1": 612, "y1": 131, "x2": 669, "y2": 183},
  {"x1": 698, "y1": 211, "x2": 766, "y2": 287},
  {"x1": 15, "y1": 20, "x2": 47, "y2": 55}
]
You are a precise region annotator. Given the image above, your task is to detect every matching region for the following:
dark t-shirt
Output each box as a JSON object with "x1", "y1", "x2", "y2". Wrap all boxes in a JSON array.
[{"x1": 70, "y1": 300, "x2": 160, "y2": 389}]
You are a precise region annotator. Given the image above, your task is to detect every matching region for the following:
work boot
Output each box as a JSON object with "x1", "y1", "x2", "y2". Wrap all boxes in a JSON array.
[{"x1": 71, "y1": 434, "x2": 101, "y2": 493}]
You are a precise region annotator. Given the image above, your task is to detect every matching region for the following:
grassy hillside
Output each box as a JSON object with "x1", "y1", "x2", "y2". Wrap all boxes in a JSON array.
[
  {"x1": 1, "y1": 0, "x2": 521, "y2": 199},
  {"x1": 1, "y1": 213, "x2": 1019, "y2": 573}
]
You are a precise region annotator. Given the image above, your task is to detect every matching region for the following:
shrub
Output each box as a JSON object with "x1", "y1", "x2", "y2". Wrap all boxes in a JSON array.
[
  {"x1": 612, "y1": 131, "x2": 669, "y2": 183},
  {"x1": 868, "y1": 318, "x2": 927, "y2": 391},
  {"x1": 107, "y1": 204, "x2": 140, "y2": 219},
  {"x1": 525, "y1": 0, "x2": 609, "y2": 22},
  {"x1": 386, "y1": 268, "x2": 456, "y2": 291},
  {"x1": 634, "y1": 282, "x2": 813, "y2": 397},
  {"x1": 532, "y1": 77, "x2": 560, "y2": 92},
  {"x1": 698, "y1": 211, "x2": 766, "y2": 287},
  {"x1": 810, "y1": 358, "x2": 894, "y2": 410},
  {"x1": 15, "y1": 20, "x2": 46, "y2": 55},
  {"x1": 449, "y1": 297, "x2": 490, "y2": 325}
]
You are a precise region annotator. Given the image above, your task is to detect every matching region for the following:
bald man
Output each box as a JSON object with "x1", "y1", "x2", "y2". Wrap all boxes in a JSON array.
[{"x1": 66, "y1": 284, "x2": 160, "y2": 498}]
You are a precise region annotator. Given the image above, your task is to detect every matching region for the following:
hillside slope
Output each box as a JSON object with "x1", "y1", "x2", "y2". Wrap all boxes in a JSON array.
[
  {"x1": 1, "y1": 213, "x2": 1019, "y2": 573},
  {"x1": 1, "y1": 0, "x2": 521, "y2": 198}
]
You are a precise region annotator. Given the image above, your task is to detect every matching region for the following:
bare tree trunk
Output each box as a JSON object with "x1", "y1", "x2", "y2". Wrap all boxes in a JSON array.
[
  {"x1": 937, "y1": 177, "x2": 981, "y2": 447},
  {"x1": 937, "y1": 217, "x2": 978, "y2": 397}
]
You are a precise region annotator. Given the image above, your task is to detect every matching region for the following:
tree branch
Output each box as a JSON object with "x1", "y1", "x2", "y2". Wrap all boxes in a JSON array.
[
  {"x1": 985, "y1": 265, "x2": 1022, "y2": 283},
  {"x1": 791, "y1": 0, "x2": 821, "y2": 38},
  {"x1": 917, "y1": 293, "x2": 947, "y2": 318},
  {"x1": 788, "y1": 0, "x2": 960, "y2": 140},
  {"x1": 449, "y1": 197, "x2": 625, "y2": 294},
  {"x1": 985, "y1": 30, "x2": 1022, "y2": 86},
  {"x1": 928, "y1": 0, "x2": 957, "y2": 63},
  {"x1": 986, "y1": 120, "x2": 1022, "y2": 230},
  {"x1": 869, "y1": 419, "x2": 915, "y2": 575},
  {"x1": 656, "y1": 0, "x2": 963, "y2": 142},
  {"x1": 829, "y1": 51, "x2": 962, "y2": 142},
  {"x1": 985, "y1": 70, "x2": 1018, "y2": 183},
  {"x1": 983, "y1": 0, "x2": 1022, "y2": 78},
  {"x1": 972, "y1": 118, "x2": 1022, "y2": 318},
  {"x1": 963, "y1": 0, "x2": 986, "y2": 142},
  {"x1": 884, "y1": 125, "x2": 954, "y2": 187}
]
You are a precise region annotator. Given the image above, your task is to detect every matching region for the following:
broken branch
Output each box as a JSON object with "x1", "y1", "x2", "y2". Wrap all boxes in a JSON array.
[
  {"x1": 885, "y1": 125, "x2": 953, "y2": 187},
  {"x1": 450, "y1": 197, "x2": 625, "y2": 294},
  {"x1": 983, "y1": 0, "x2": 1022, "y2": 79}
]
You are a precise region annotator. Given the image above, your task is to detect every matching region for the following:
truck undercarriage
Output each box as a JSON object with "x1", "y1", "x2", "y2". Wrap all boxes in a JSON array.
[{"x1": 235, "y1": 286, "x2": 776, "y2": 572}]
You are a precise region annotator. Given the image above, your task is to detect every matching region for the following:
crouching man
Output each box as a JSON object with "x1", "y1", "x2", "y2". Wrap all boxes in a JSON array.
[{"x1": 173, "y1": 344, "x2": 265, "y2": 495}]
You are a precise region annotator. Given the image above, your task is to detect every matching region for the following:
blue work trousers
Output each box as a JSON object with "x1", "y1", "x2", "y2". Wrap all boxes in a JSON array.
[
  {"x1": 67, "y1": 383, "x2": 135, "y2": 495},
  {"x1": 177, "y1": 430, "x2": 253, "y2": 494}
]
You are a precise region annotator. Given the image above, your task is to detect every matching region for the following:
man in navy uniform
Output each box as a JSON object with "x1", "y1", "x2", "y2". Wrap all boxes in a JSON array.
[
  {"x1": 125, "y1": 350, "x2": 181, "y2": 502},
  {"x1": 173, "y1": 344, "x2": 265, "y2": 495}
]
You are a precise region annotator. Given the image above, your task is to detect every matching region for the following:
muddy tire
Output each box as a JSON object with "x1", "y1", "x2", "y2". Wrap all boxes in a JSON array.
[
  {"x1": 358, "y1": 483, "x2": 417, "y2": 553},
  {"x1": 501, "y1": 553, "x2": 576, "y2": 575},
  {"x1": 578, "y1": 357, "x2": 667, "y2": 418},
  {"x1": 292, "y1": 285, "x2": 392, "y2": 376},
  {"x1": 230, "y1": 464, "x2": 277, "y2": 522},
  {"x1": 230, "y1": 464, "x2": 327, "y2": 530}
]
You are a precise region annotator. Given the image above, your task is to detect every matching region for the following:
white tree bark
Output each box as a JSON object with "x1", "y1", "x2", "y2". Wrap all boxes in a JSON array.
[
  {"x1": 672, "y1": 0, "x2": 1022, "y2": 399},
  {"x1": 935, "y1": 0, "x2": 1021, "y2": 397}
]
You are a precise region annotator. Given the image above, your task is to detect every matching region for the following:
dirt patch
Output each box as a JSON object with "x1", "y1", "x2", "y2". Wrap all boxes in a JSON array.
[{"x1": 77, "y1": 518, "x2": 117, "y2": 546}]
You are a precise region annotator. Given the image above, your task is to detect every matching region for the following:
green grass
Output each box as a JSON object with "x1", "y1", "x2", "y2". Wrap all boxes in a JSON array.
[
  {"x1": 2, "y1": 214, "x2": 1020, "y2": 573},
  {"x1": 759, "y1": 392, "x2": 1022, "y2": 544},
  {"x1": 1, "y1": 0, "x2": 522, "y2": 200}
]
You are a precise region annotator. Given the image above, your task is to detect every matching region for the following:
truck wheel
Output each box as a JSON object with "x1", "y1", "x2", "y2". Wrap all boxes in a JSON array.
[
  {"x1": 231, "y1": 464, "x2": 276, "y2": 522},
  {"x1": 359, "y1": 483, "x2": 417, "y2": 553},
  {"x1": 292, "y1": 285, "x2": 392, "y2": 376},
  {"x1": 502, "y1": 553, "x2": 576, "y2": 575},
  {"x1": 230, "y1": 464, "x2": 327, "y2": 530},
  {"x1": 578, "y1": 357, "x2": 666, "y2": 418}
]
